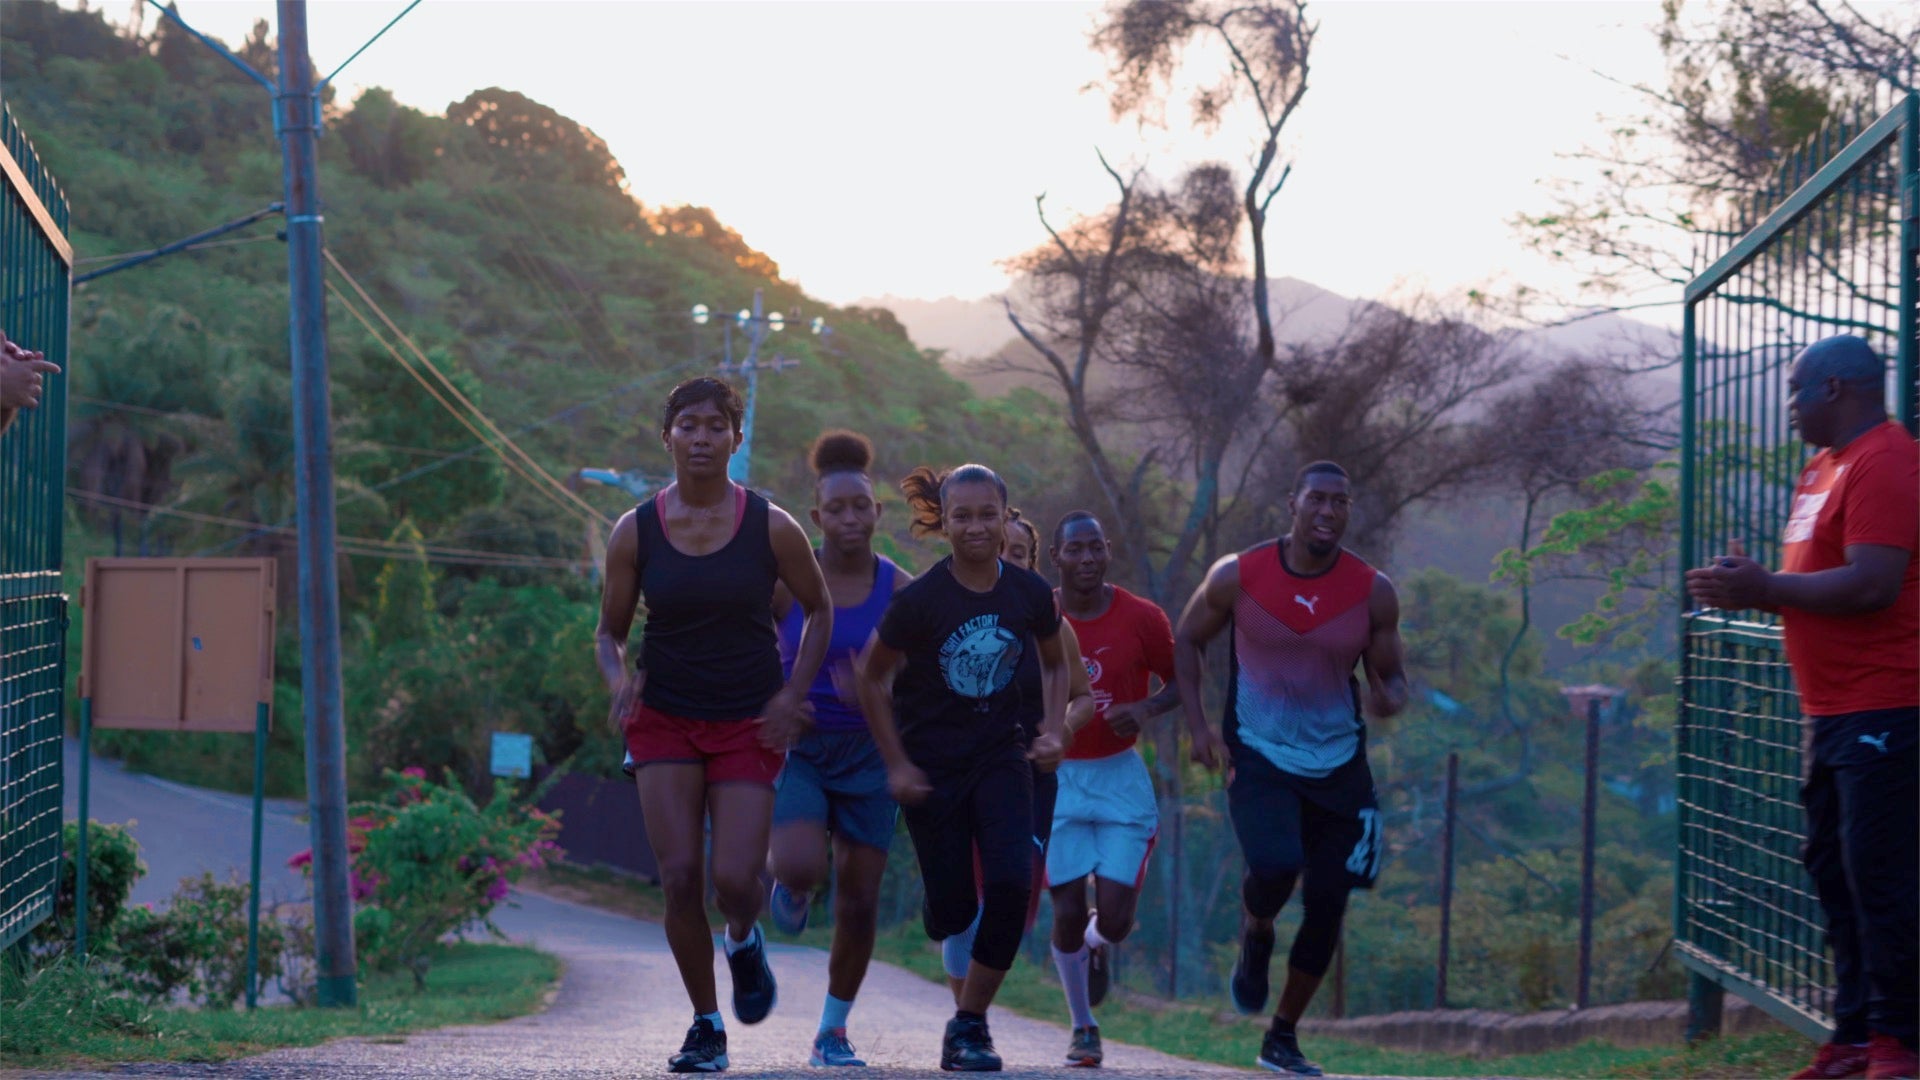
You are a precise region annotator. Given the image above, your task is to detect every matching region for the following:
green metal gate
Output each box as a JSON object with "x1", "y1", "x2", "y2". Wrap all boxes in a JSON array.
[
  {"x1": 1677, "y1": 94, "x2": 1918, "y2": 1039},
  {"x1": 0, "y1": 102, "x2": 71, "y2": 952}
]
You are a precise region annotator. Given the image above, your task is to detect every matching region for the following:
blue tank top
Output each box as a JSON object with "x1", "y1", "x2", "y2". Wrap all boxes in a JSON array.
[{"x1": 778, "y1": 554, "x2": 900, "y2": 734}]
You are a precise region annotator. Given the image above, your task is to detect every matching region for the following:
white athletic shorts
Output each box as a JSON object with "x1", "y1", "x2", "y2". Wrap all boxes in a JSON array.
[{"x1": 1046, "y1": 749, "x2": 1158, "y2": 887}]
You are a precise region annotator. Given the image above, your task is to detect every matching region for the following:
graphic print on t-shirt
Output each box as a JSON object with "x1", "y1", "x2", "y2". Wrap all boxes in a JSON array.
[{"x1": 939, "y1": 614, "x2": 1023, "y2": 704}]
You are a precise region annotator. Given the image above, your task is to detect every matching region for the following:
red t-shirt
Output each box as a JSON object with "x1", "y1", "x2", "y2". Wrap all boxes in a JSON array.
[
  {"x1": 1061, "y1": 586, "x2": 1177, "y2": 760},
  {"x1": 1779, "y1": 420, "x2": 1920, "y2": 715}
]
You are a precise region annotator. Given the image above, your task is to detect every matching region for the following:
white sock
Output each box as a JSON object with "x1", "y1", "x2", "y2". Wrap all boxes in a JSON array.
[
  {"x1": 723, "y1": 922, "x2": 758, "y2": 956},
  {"x1": 699, "y1": 1010, "x2": 725, "y2": 1031},
  {"x1": 1051, "y1": 943, "x2": 1096, "y2": 1029},
  {"x1": 942, "y1": 911, "x2": 982, "y2": 981},
  {"x1": 819, "y1": 992, "x2": 853, "y2": 1033},
  {"x1": 1085, "y1": 915, "x2": 1112, "y2": 952}
]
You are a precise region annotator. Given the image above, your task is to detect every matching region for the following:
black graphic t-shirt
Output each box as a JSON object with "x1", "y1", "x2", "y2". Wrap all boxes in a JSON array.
[{"x1": 878, "y1": 556, "x2": 1062, "y2": 777}]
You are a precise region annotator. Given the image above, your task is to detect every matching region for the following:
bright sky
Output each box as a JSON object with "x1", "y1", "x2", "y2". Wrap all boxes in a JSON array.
[{"x1": 112, "y1": 1, "x2": 1695, "y2": 309}]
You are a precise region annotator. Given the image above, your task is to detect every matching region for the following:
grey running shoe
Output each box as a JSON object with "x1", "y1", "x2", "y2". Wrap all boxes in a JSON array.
[
  {"x1": 940, "y1": 1012, "x2": 1002, "y2": 1072},
  {"x1": 1086, "y1": 931, "x2": 1110, "y2": 1008},
  {"x1": 669, "y1": 1016, "x2": 728, "y2": 1073},
  {"x1": 1229, "y1": 924, "x2": 1275, "y2": 1015},
  {"x1": 726, "y1": 925, "x2": 778, "y2": 1024},
  {"x1": 1066, "y1": 1025, "x2": 1104, "y2": 1067},
  {"x1": 809, "y1": 1027, "x2": 866, "y2": 1067},
  {"x1": 769, "y1": 880, "x2": 811, "y2": 935},
  {"x1": 1257, "y1": 1024, "x2": 1323, "y2": 1075}
]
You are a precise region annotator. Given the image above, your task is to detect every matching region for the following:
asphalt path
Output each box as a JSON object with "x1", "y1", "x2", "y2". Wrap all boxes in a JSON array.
[{"x1": 30, "y1": 742, "x2": 1446, "y2": 1078}]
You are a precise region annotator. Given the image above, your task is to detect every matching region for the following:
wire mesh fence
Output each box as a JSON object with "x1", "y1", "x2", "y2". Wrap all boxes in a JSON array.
[
  {"x1": 1676, "y1": 93, "x2": 1917, "y2": 1039},
  {"x1": 0, "y1": 100, "x2": 71, "y2": 952}
]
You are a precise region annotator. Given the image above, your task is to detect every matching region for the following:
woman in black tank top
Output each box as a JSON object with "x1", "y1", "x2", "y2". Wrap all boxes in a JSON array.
[{"x1": 594, "y1": 377, "x2": 832, "y2": 1073}]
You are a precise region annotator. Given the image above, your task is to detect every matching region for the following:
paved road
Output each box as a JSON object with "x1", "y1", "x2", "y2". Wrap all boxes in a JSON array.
[
  {"x1": 61, "y1": 739, "x2": 312, "y2": 910},
  {"x1": 41, "y1": 742, "x2": 1264, "y2": 1078}
]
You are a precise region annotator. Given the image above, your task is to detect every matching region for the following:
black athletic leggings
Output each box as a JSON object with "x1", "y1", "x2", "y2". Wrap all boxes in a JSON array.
[{"x1": 903, "y1": 741, "x2": 1034, "y2": 972}]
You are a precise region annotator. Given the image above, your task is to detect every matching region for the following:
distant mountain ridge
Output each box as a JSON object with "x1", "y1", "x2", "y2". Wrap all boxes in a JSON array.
[{"x1": 856, "y1": 277, "x2": 1680, "y2": 372}]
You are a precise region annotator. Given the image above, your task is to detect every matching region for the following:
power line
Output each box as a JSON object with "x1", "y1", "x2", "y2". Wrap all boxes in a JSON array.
[
  {"x1": 69, "y1": 489, "x2": 580, "y2": 570},
  {"x1": 321, "y1": 257, "x2": 611, "y2": 529},
  {"x1": 69, "y1": 394, "x2": 480, "y2": 460}
]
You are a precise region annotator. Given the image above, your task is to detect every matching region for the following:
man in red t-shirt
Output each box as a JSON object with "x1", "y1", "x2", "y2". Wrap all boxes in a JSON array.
[
  {"x1": 1687, "y1": 334, "x2": 1917, "y2": 1080},
  {"x1": 1042, "y1": 511, "x2": 1186, "y2": 1068}
]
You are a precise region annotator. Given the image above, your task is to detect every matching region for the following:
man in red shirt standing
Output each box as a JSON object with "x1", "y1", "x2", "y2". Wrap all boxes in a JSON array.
[
  {"x1": 1043, "y1": 511, "x2": 1187, "y2": 1068},
  {"x1": 1688, "y1": 334, "x2": 1918, "y2": 1080}
]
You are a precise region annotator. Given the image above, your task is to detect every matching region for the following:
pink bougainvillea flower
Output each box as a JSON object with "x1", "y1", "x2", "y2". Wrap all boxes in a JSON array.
[
  {"x1": 484, "y1": 876, "x2": 510, "y2": 904},
  {"x1": 287, "y1": 849, "x2": 314, "y2": 870},
  {"x1": 348, "y1": 868, "x2": 382, "y2": 902}
]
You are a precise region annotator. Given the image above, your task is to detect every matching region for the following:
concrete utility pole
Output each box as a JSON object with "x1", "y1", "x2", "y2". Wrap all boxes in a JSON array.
[
  {"x1": 277, "y1": 0, "x2": 356, "y2": 1007},
  {"x1": 693, "y1": 290, "x2": 819, "y2": 487}
]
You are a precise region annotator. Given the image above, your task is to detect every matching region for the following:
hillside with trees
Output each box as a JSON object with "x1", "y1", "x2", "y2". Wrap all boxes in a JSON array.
[{"x1": 2, "y1": 0, "x2": 1724, "y2": 1017}]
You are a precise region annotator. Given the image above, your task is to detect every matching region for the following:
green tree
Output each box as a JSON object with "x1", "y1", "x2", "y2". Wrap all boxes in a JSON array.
[{"x1": 1518, "y1": 0, "x2": 1917, "y2": 310}]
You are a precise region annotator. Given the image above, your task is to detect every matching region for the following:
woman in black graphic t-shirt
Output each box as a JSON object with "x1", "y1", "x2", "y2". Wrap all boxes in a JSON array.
[
  {"x1": 594, "y1": 377, "x2": 832, "y2": 1074},
  {"x1": 855, "y1": 463, "x2": 1072, "y2": 1073}
]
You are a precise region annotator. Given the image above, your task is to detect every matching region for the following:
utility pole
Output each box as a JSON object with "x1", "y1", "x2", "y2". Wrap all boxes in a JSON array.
[
  {"x1": 692, "y1": 290, "x2": 818, "y2": 487},
  {"x1": 1436, "y1": 751, "x2": 1459, "y2": 1009},
  {"x1": 1577, "y1": 695, "x2": 1600, "y2": 1010},
  {"x1": 277, "y1": 0, "x2": 356, "y2": 1007},
  {"x1": 1561, "y1": 684, "x2": 1619, "y2": 1011}
]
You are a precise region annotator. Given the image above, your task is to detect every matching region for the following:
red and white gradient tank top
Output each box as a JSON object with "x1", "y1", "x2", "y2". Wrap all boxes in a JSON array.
[{"x1": 1225, "y1": 540, "x2": 1376, "y2": 778}]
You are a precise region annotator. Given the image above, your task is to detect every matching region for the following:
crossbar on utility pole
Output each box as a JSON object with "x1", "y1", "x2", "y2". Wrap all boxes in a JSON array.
[{"x1": 277, "y1": 0, "x2": 357, "y2": 1007}]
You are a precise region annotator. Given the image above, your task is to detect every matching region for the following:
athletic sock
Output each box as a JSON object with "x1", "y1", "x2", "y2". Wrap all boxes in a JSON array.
[
  {"x1": 1269, "y1": 1015, "x2": 1296, "y2": 1035},
  {"x1": 723, "y1": 923, "x2": 758, "y2": 956},
  {"x1": 700, "y1": 1010, "x2": 725, "y2": 1032},
  {"x1": 819, "y1": 993, "x2": 854, "y2": 1034},
  {"x1": 1084, "y1": 915, "x2": 1112, "y2": 952},
  {"x1": 942, "y1": 910, "x2": 982, "y2": 981},
  {"x1": 1052, "y1": 943, "x2": 1096, "y2": 1029}
]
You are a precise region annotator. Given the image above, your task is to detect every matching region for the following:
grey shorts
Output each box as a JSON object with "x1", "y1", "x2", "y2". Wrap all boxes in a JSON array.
[{"x1": 773, "y1": 730, "x2": 898, "y2": 852}]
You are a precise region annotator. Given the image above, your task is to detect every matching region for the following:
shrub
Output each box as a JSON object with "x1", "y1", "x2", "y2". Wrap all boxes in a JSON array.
[
  {"x1": 31, "y1": 820, "x2": 146, "y2": 955},
  {"x1": 112, "y1": 873, "x2": 284, "y2": 1008},
  {"x1": 291, "y1": 768, "x2": 561, "y2": 986}
]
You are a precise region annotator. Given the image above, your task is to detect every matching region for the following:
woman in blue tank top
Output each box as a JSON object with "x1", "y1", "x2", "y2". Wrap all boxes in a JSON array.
[
  {"x1": 594, "y1": 377, "x2": 833, "y2": 1074},
  {"x1": 763, "y1": 430, "x2": 908, "y2": 1068}
]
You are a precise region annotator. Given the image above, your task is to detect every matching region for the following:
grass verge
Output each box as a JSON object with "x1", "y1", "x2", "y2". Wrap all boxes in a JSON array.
[
  {"x1": 531, "y1": 862, "x2": 1815, "y2": 1078},
  {"x1": 1, "y1": 942, "x2": 560, "y2": 1070},
  {"x1": 522, "y1": 861, "x2": 666, "y2": 921}
]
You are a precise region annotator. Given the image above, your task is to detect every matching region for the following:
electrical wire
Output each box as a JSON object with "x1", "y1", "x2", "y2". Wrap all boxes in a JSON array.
[
  {"x1": 321, "y1": 259, "x2": 612, "y2": 529},
  {"x1": 70, "y1": 489, "x2": 580, "y2": 570}
]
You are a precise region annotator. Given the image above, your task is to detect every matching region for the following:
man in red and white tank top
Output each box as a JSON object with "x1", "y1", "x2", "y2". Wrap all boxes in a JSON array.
[
  {"x1": 1042, "y1": 511, "x2": 1187, "y2": 1067},
  {"x1": 1175, "y1": 461, "x2": 1408, "y2": 1077}
]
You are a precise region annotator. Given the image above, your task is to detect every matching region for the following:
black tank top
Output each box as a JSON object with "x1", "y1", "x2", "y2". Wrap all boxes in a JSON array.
[{"x1": 635, "y1": 487, "x2": 784, "y2": 721}]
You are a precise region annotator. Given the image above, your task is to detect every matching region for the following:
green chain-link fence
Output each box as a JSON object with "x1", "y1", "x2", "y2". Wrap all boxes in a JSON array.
[
  {"x1": 0, "y1": 101, "x2": 71, "y2": 953},
  {"x1": 1677, "y1": 93, "x2": 1918, "y2": 1039}
]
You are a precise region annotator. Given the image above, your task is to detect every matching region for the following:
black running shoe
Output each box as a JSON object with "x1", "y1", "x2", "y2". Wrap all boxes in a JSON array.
[
  {"x1": 941, "y1": 1012, "x2": 1003, "y2": 1072},
  {"x1": 1086, "y1": 940, "x2": 1111, "y2": 1008},
  {"x1": 1066, "y1": 1025, "x2": 1103, "y2": 1067},
  {"x1": 669, "y1": 1016, "x2": 729, "y2": 1073},
  {"x1": 726, "y1": 925, "x2": 778, "y2": 1025},
  {"x1": 1229, "y1": 924, "x2": 1275, "y2": 1016},
  {"x1": 1257, "y1": 1024, "x2": 1323, "y2": 1076}
]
